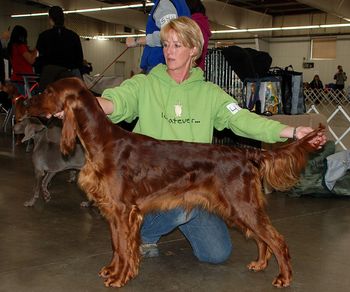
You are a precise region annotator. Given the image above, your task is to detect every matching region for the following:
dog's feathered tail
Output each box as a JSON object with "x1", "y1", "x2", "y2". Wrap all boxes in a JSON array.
[{"x1": 249, "y1": 125, "x2": 325, "y2": 191}]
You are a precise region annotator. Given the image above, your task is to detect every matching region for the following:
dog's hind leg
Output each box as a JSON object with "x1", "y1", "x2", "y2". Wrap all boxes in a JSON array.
[
  {"x1": 228, "y1": 181, "x2": 292, "y2": 288},
  {"x1": 235, "y1": 208, "x2": 292, "y2": 288},
  {"x1": 232, "y1": 220, "x2": 272, "y2": 272},
  {"x1": 247, "y1": 235, "x2": 272, "y2": 271}
]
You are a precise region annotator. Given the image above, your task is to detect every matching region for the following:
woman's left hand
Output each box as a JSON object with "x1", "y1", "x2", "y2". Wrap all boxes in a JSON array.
[
  {"x1": 281, "y1": 126, "x2": 327, "y2": 149},
  {"x1": 295, "y1": 126, "x2": 327, "y2": 149}
]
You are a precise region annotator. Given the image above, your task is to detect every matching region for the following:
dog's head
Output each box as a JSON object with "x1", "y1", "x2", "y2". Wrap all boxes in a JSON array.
[
  {"x1": 27, "y1": 77, "x2": 86, "y2": 118},
  {"x1": 13, "y1": 117, "x2": 46, "y2": 143},
  {"x1": 26, "y1": 77, "x2": 89, "y2": 155}
]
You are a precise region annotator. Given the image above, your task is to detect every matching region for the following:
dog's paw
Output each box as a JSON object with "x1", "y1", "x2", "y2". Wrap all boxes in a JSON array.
[
  {"x1": 67, "y1": 170, "x2": 78, "y2": 183},
  {"x1": 103, "y1": 269, "x2": 137, "y2": 288},
  {"x1": 247, "y1": 260, "x2": 268, "y2": 271},
  {"x1": 99, "y1": 265, "x2": 112, "y2": 278},
  {"x1": 104, "y1": 276, "x2": 125, "y2": 288},
  {"x1": 42, "y1": 192, "x2": 51, "y2": 203},
  {"x1": 80, "y1": 200, "x2": 92, "y2": 208},
  {"x1": 23, "y1": 197, "x2": 37, "y2": 207},
  {"x1": 272, "y1": 274, "x2": 291, "y2": 288}
]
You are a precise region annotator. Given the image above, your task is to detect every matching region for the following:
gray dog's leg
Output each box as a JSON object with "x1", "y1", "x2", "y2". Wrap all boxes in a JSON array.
[
  {"x1": 41, "y1": 172, "x2": 56, "y2": 202},
  {"x1": 24, "y1": 170, "x2": 45, "y2": 207}
]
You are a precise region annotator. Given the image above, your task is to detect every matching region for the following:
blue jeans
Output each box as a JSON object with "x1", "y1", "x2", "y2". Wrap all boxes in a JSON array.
[{"x1": 141, "y1": 208, "x2": 232, "y2": 264}]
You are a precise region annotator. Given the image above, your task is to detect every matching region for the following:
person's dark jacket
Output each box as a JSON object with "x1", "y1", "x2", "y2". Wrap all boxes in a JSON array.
[
  {"x1": 310, "y1": 79, "x2": 323, "y2": 89},
  {"x1": 36, "y1": 26, "x2": 83, "y2": 73}
]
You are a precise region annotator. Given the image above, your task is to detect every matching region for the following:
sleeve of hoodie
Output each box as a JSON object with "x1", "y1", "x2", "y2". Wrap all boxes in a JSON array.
[
  {"x1": 147, "y1": 0, "x2": 178, "y2": 47},
  {"x1": 101, "y1": 74, "x2": 146, "y2": 123},
  {"x1": 210, "y1": 84, "x2": 288, "y2": 143}
]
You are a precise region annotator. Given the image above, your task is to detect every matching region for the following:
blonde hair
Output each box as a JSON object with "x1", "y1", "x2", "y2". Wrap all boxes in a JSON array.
[{"x1": 160, "y1": 16, "x2": 204, "y2": 66}]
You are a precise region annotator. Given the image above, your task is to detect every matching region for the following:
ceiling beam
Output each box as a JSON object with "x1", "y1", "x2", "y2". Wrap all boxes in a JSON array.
[{"x1": 297, "y1": 0, "x2": 350, "y2": 19}]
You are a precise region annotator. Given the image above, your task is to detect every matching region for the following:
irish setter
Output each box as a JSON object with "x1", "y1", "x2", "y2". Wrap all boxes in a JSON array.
[{"x1": 26, "y1": 77, "x2": 324, "y2": 288}]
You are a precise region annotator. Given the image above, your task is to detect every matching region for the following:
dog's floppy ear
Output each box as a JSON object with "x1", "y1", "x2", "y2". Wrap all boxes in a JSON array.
[
  {"x1": 22, "y1": 123, "x2": 46, "y2": 142},
  {"x1": 60, "y1": 95, "x2": 78, "y2": 156}
]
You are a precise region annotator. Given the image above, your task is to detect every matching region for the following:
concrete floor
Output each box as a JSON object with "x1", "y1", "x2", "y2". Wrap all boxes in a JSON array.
[{"x1": 1, "y1": 131, "x2": 350, "y2": 292}]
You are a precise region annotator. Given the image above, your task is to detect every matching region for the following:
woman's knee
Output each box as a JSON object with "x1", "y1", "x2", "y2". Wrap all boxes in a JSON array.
[{"x1": 194, "y1": 241, "x2": 233, "y2": 264}]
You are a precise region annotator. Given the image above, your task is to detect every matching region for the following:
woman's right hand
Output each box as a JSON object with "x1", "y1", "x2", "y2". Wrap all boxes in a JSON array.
[
  {"x1": 47, "y1": 97, "x2": 113, "y2": 119},
  {"x1": 54, "y1": 111, "x2": 64, "y2": 119},
  {"x1": 46, "y1": 111, "x2": 64, "y2": 119}
]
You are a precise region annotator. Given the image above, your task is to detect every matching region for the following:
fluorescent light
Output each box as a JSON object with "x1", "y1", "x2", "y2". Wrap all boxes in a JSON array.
[
  {"x1": 100, "y1": 3, "x2": 153, "y2": 11},
  {"x1": 99, "y1": 33, "x2": 146, "y2": 39},
  {"x1": 224, "y1": 25, "x2": 238, "y2": 30},
  {"x1": 248, "y1": 27, "x2": 282, "y2": 32},
  {"x1": 81, "y1": 33, "x2": 146, "y2": 40},
  {"x1": 11, "y1": 2, "x2": 154, "y2": 18},
  {"x1": 12, "y1": 12, "x2": 48, "y2": 17},
  {"x1": 320, "y1": 23, "x2": 350, "y2": 28},
  {"x1": 212, "y1": 29, "x2": 248, "y2": 34},
  {"x1": 281, "y1": 25, "x2": 320, "y2": 30},
  {"x1": 94, "y1": 36, "x2": 108, "y2": 41},
  {"x1": 64, "y1": 3, "x2": 153, "y2": 14}
]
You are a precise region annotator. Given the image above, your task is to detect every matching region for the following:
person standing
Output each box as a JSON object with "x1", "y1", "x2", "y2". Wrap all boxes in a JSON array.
[
  {"x1": 334, "y1": 65, "x2": 347, "y2": 91},
  {"x1": 7, "y1": 25, "x2": 37, "y2": 95},
  {"x1": 36, "y1": 6, "x2": 84, "y2": 90},
  {"x1": 186, "y1": 0, "x2": 211, "y2": 71},
  {"x1": 0, "y1": 30, "x2": 10, "y2": 85},
  {"x1": 0, "y1": 30, "x2": 10, "y2": 110},
  {"x1": 126, "y1": 0, "x2": 190, "y2": 73}
]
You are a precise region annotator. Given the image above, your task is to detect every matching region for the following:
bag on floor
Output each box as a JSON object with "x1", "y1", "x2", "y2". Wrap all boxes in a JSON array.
[
  {"x1": 324, "y1": 150, "x2": 350, "y2": 195},
  {"x1": 290, "y1": 141, "x2": 335, "y2": 197},
  {"x1": 291, "y1": 142, "x2": 350, "y2": 197},
  {"x1": 269, "y1": 66, "x2": 305, "y2": 115},
  {"x1": 243, "y1": 76, "x2": 282, "y2": 115}
]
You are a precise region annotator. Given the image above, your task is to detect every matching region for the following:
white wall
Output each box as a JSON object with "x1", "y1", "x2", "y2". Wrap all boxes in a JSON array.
[
  {"x1": 269, "y1": 37, "x2": 350, "y2": 85},
  {"x1": 81, "y1": 38, "x2": 140, "y2": 78}
]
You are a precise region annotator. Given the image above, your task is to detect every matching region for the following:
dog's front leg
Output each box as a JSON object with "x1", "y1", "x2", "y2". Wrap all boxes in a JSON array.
[
  {"x1": 24, "y1": 170, "x2": 45, "y2": 207},
  {"x1": 100, "y1": 205, "x2": 143, "y2": 288}
]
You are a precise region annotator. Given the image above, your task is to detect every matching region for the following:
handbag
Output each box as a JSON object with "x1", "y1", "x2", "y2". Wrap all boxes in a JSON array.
[
  {"x1": 269, "y1": 65, "x2": 305, "y2": 115},
  {"x1": 243, "y1": 76, "x2": 282, "y2": 115}
]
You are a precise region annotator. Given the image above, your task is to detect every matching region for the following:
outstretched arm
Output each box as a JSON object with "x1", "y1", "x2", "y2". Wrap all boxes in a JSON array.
[
  {"x1": 280, "y1": 126, "x2": 327, "y2": 149},
  {"x1": 52, "y1": 96, "x2": 113, "y2": 119},
  {"x1": 96, "y1": 96, "x2": 114, "y2": 115}
]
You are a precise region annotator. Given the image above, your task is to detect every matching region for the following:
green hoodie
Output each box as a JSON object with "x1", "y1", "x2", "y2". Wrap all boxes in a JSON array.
[{"x1": 102, "y1": 64, "x2": 287, "y2": 144}]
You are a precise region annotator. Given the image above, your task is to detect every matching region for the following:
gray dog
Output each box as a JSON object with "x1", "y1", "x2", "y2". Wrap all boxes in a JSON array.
[{"x1": 14, "y1": 117, "x2": 86, "y2": 207}]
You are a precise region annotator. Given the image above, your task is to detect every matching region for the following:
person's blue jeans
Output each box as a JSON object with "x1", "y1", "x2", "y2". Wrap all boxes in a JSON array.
[{"x1": 141, "y1": 207, "x2": 232, "y2": 264}]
